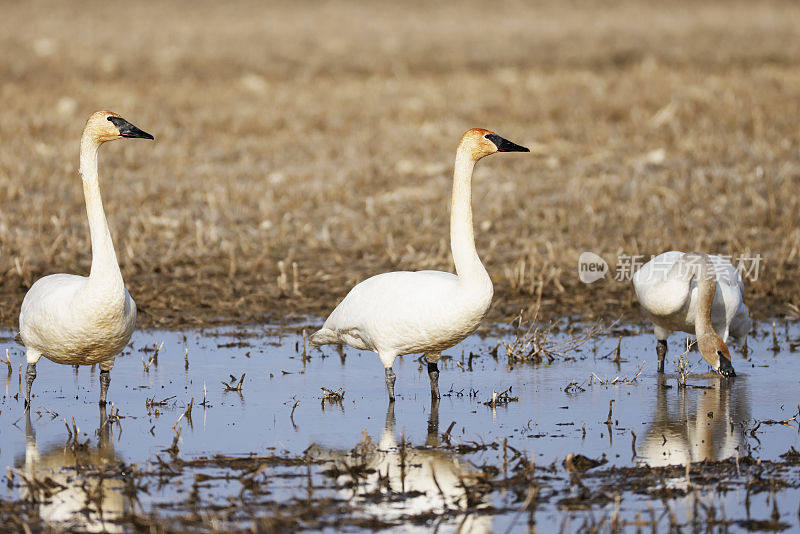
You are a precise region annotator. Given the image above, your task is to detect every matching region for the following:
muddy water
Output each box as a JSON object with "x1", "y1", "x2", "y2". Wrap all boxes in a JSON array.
[{"x1": 1, "y1": 320, "x2": 799, "y2": 531}]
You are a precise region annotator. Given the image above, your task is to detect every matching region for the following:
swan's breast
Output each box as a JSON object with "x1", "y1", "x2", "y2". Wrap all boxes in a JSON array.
[{"x1": 20, "y1": 278, "x2": 136, "y2": 365}]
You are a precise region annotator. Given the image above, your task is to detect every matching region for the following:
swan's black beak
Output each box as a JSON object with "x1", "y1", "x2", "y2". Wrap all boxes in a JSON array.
[
  {"x1": 108, "y1": 116, "x2": 154, "y2": 140},
  {"x1": 718, "y1": 357, "x2": 736, "y2": 378},
  {"x1": 485, "y1": 133, "x2": 529, "y2": 153}
]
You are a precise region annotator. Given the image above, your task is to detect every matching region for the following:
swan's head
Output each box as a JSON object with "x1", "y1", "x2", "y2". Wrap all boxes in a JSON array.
[
  {"x1": 461, "y1": 128, "x2": 529, "y2": 161},
  {"x1": 697, "y1": 333, "x2": 735, "y2": 377},
  {"x1": 84, "y1": 110, "x2": 154, "y2": 144}
]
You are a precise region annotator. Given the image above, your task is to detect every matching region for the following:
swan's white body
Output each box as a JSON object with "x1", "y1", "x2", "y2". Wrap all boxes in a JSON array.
[
  {"x1": 20, "y1": 274, "x2": 136, "y2": 367},
  {"x1": 312, "y1": 270, "x2": 491, "y2": 368},
  {"x1": 633, "y1": 251, "x2": 751, "y2": 343},
  {"x1": 311, "y1": 129, "x2": 526, "y2": 386},
  {"x1": 18, "y1": 111, "x2": 150, "y2": 404}
]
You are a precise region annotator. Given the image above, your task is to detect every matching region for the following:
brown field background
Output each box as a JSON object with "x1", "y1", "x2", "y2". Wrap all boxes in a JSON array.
[{"x1": 0, "y1": 0, "x2": 799, "y2": 328}]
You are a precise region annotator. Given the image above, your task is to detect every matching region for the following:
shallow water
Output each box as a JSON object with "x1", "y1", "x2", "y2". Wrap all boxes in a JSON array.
[{"x1": 1, "y1": 319, "x2": 799, "y2": 531}]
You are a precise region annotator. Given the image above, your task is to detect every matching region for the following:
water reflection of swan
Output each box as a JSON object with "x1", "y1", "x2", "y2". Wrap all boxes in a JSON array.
[
  {"x1": 17, "y1": 408, "x2": 128, "y2": 532},
  {"x1": 308, "y1": 400, "x2": 492, "y2": 532},
  {"x1": 638, "y1": 376, "x2": 750, "y2": 467}
]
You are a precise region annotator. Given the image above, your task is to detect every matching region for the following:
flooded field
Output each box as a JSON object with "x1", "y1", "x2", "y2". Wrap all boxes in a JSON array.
[{"x1": 1, "y1": 319, "x2": 799, "y2": 532}]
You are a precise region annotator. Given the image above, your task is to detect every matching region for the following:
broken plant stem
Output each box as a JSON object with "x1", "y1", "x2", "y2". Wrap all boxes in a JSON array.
[{"x1": 222, "y1": 373, "x2": 246, "y2": 392}]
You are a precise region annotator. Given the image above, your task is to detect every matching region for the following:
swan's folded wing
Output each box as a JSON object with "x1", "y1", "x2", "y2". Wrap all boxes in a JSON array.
[
  {"x1": 324, "y1": 271, "x2": 459, "y2": 328},
  {"x1": 708, "y1": 254, "x2": 745, "y2": 291},
  {"x1": 320, "y1": 270, "x2": 464, "y2": 351},
  {"x1": 632, "y1": 251, "x2": 683, "y2": 300},
  {"x1": 19, "y1": 274, "x2": 87, "y2": 343},
  {"x1": 20, "y1": 274, "x2": 86, "y2": 321}
]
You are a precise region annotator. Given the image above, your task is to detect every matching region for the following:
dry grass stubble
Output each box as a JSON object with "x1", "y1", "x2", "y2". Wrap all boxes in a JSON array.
[{"x1": 0, "y1": 1, "x2": 799, "y2": 328}]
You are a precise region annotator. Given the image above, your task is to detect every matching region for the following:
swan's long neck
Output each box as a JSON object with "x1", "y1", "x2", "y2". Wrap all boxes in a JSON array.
[
  {"x1": 79, "y1": 134, "x2": 122, "y2": 287},
  {"x1": 450, "y1": 145, "x2": 489, "y2": 285},
  {"x1": 652, "y1": 252, "x2": 716, "y2": 335},
  {"x1": 692, "y1": 258, "x2": 716, "y2": 338}
]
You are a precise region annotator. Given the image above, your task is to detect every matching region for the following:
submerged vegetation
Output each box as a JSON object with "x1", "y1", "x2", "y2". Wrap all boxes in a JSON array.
[{"x1": 1, "y1": 321, "x2": 799, "y2": 531}]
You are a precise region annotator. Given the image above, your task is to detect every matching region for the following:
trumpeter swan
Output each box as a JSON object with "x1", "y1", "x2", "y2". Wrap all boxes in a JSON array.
[
  {"x1": 633, "y1": 251, "x2": 751, "y2": 377},
  {"x1": 19, "y1": 110, "x2": 153, "y2": 407},
  {"x1": 311, "y1": 128, "x2": 529, "y2": 400}
]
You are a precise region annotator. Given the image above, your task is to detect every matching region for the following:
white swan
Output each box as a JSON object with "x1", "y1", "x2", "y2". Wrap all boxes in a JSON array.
[
  {"x1": 19, "y1": 111, "x2": 153, "y2": 407},
  {"x1": 311, "y1": 129, "x2": 529, "y2": 400},
  {"x1": 633, "y1": 251, "x2": 751, "y2": 376}
]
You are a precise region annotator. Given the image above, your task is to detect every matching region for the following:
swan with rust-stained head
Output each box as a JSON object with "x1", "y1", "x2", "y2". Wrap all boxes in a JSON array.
[
  {"x1": 19, "y1": 110, "x2": 153, "y2": 407},
  {"x1": 311, "y1": 128, "x2": 529, "y2": 401},
  {"x1": 633, "y1": 251, "x2": 751, "y2": 377}
]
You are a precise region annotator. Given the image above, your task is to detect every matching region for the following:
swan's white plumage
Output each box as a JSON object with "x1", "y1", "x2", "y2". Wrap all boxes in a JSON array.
[
  {"x1": 20, "y1": 274, "x2": 136, "y2": 367},
  {"x1": 633, "y1": 250, "x2": 751, "y2": 341},
  {"x1": 311, "y1": 128, "x2": 527, "y2": 380},
  {"x1": 18, "y1": 110, "x2": 151, "y2": 403},
  {"x1": 315, "y1": 270, "x2": 491, "y2": 366}
]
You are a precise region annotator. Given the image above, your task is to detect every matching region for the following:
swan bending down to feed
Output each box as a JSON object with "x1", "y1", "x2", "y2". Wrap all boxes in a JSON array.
[
  {"x1": 19, "y1": 111, "x2": 153, "y2": 407},
  {"x1": 311, "y1": 129, "x2": 529, "y2": 400},
  {"x1": 633, "y1": 251, "x2": 751, "y2": 377}
]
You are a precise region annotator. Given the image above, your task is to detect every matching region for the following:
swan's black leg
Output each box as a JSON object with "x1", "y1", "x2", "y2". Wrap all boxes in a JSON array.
[
  {"x1": 427, "y1": 362, "x2": 440, "y2": 399},
  {"x1": 656, "y1": 339, "x2": 667, "y2": 373},
  {"x1": 385, "y1": 367, "x2": 396, "y2": 401},
  {"x1": 24, "y1": 363, "x2": 37, "y2": 409},
  {"x1": 99, "y1": 370, "x2": 111, "y2": 406}
]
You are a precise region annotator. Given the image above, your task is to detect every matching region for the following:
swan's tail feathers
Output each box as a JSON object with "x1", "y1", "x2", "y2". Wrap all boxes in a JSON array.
[{"x1": 310, "y1": 328, "x2": 338, "y2": 347}]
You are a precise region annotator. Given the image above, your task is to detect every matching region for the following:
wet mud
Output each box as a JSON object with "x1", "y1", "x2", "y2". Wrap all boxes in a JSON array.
[{"x1": 1, "y1": 319, "x2": 799, "y2": 531}]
